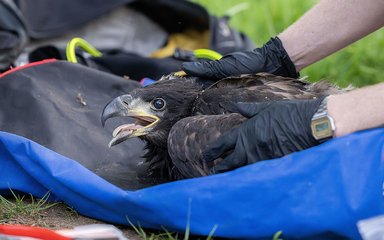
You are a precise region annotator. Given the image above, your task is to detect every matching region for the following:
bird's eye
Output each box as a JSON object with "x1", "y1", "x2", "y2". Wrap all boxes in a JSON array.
[{"x1": 150, "y1": 98, "x2": 166, "y2": 111}]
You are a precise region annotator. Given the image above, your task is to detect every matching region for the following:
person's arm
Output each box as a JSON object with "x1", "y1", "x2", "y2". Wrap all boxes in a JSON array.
[
  {"x1": 182, "y1": 0, "x2": 384, "y2": 78},
  {"x1": 328, "y1": 83, "x2": 384, "y2": 137},
  {"x1": 279, "y1": 0, "x2": 384, "y2": 71}
]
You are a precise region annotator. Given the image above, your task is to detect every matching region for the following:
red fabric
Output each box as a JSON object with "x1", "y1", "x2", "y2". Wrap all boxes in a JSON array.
[
  {"x1": 0, "y1": 59, "x2": 57, "y2": 78},
  {"x1": 0, "y1": 224, "x2": 71, "y2": 240}
]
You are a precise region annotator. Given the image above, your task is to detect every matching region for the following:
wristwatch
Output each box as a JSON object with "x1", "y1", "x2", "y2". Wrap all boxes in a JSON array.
[{"x1": 311, "y1": 97, "x2": 335, "y2": 142}]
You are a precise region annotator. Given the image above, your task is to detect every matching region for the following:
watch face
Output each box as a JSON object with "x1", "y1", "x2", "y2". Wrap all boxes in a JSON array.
[
  {"x1": 316, "y1": 122, "x2": 329, "y2": 132},
  {"x1": 311, "y1": 117, "x2": 333, "y2": 140}
]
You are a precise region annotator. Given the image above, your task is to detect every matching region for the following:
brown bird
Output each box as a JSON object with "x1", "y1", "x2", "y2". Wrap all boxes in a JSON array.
[{"x1": 101, "y1": 73, "x2": 344, "y2": 182}]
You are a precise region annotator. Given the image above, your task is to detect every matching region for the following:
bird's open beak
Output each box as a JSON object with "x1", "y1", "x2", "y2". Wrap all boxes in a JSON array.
[{"x1": 101, "y1": 95, "x2": 159, "y2": 147}]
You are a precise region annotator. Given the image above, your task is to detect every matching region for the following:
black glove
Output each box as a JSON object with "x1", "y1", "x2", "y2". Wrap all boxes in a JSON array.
[
  {"x1": 202, "y1": 97, "x2": 326, "y2": 173},
  {"x1": 182, "y1": 37, "x2": 298, "y2": 80}
]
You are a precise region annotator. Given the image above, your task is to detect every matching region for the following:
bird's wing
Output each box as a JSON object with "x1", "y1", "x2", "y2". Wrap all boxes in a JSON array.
[
  {"x1": 214, "y1": 73, "x2": 343, "y2": 97},
  {"x1": 194, "y1": 73, "x2": 342, "y2": 115},
  {"x1": 167, "y1": 113, "x2": 246, "y2": 179}
]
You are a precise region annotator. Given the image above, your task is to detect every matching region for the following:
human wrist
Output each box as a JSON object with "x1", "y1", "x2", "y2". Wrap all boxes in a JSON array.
[
  {"x1": 262, "y1": 37, "x2": 299, "y2": 78},
  {"x1": 327, "y1": 94, "x2": 358, "y2": 137},
  {"x1": 327, "y1": 83, "x2": 384, "y2": 137},
  {"x1": 278, "y1": 32, "x2": 318, "y2": 72}
]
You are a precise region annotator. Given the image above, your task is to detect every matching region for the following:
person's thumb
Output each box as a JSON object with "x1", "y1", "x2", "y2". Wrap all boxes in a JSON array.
[
  {"x1": 181, "y1": 58, "x2": 239, "y2": 80},
  {"x1": 181, "y1": 61, "x2": 218, "y2": 79},
  {"x1": 235, "y1": 102, "x2": 272, "y2": 117},
  {"x1": 202, "y1": 127, "x2": 238, "y2": 163}
]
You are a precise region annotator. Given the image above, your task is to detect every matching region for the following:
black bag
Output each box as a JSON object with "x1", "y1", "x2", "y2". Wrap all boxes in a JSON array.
[
  {"x1": 17, "y1": 0, "x2": 253, "y2": 52},
  {"x1": 0, "y1": 0, "x2": 27, "y2": 70},
  {"x1": 0, "y1": 60, "x2": 159, "y2": 190}
]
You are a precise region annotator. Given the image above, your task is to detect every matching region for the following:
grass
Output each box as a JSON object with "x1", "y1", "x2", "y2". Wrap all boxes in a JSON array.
[
  {"x1": 193, "y1": 0, "x2": 384, "y2": 88},
  {"x1": 0, "y1": 190, "x2": 58, "y2": 224},
  {"x1": 127, "y1": 201, "x2": 217, "y2": 240},
  {"x1": 129, "y1": 224, "x2": 216, "y2": 240},
  {"x1": 0, "y1": 190, "x2": 217, "y2": 239}
]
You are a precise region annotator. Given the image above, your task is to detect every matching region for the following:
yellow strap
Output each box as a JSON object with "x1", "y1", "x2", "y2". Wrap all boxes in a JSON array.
[
  {"x1": 66, "y1": 38, "x2": 103, "y2": 63},
  {"x1": 194, "y1": 49, "x2": 222, "y2": 60},
  {"x1": 174, "y1": 49, "x2": 222, "y2": 76}
]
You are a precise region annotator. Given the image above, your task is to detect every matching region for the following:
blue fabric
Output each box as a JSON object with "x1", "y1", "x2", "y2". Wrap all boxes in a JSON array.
[{"x1": 0, "y1": 129, "x2": 383, "y2": 239}]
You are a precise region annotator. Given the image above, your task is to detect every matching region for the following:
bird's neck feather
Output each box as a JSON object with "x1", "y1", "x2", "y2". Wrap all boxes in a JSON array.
[{"x1": 142, "y1": 142, "x2": 175, "y2": 180}]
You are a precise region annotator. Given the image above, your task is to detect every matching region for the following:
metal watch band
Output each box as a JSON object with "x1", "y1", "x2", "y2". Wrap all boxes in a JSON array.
[{"x1": 313, "y1": 97, "x2": 329, "y2": 119}]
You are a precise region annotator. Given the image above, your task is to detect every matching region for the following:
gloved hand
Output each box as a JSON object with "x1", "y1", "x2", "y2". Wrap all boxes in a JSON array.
[
  {"x1": 203, "y1": 97, "x2": 327, "y2": 173},
  {"x1": 182, "y1": 37, "x2": 298, "y2": 80}
]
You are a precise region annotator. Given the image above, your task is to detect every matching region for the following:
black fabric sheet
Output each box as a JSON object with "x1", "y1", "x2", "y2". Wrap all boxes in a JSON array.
[{"x1": 0, "y1": 60, "x2": 155, "y2": 190}]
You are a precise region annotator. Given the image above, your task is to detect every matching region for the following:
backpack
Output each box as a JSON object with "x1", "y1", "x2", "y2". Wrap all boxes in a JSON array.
[{"x1": 17, "y1": 0, "x2": 255, "y2": 80}]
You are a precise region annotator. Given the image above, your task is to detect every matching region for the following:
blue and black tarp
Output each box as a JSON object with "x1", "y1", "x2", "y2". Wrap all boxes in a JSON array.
[{"x1": 1, "y1": 128, "x2": 383, "y2": 239}]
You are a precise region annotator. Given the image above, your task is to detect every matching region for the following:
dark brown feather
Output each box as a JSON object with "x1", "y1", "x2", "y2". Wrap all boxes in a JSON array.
[
  {"x1": 193, "y1": 73, "x2": 342, "y2": 115},
  {"x1": 168, "y1": 114, "x2": 246, "y2": 179}
]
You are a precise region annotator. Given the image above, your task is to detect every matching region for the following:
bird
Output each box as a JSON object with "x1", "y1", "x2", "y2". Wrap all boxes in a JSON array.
[{"x1": 101, "y1": 73, "x2": 344, "y2": 182}]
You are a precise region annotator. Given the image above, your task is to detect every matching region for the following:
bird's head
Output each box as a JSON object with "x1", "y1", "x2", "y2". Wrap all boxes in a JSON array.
[{"x1": 101, "y1": 76, "x2": 202, "y2": 148}]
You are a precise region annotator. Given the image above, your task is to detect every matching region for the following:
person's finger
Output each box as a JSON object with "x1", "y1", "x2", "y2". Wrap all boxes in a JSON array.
[
  {"x1": 183, "y1": 53, "x2": 249, "y2": 79},
  {"x1": 202, "y1": 128, "x2": 239, "y2": 163},
  {"x1": 182, "y1": 60, "x2": 223, "y2": 79},
  {"x1": 210, "y1": 148, "x2": 246, "y2": 174},
  {"x1": 235, "y1": 102, "x2": 272, "y2": 117}
]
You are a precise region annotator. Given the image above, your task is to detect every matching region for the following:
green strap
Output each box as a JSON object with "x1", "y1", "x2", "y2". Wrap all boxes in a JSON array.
[
  {"x1": 66, "y1": 38, "x2": 103, "y2": 63},
  {"x1": 194, "y1": 49, "x2": 223, "y2": 60}
]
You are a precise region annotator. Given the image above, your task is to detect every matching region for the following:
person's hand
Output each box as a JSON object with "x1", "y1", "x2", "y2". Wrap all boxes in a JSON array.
[
  {"x1": 182, "y1": 37, "x2": 298, "y2": 80},
  {"x1": 203, "y1": 97, "x2": 326, "y2": 173}
]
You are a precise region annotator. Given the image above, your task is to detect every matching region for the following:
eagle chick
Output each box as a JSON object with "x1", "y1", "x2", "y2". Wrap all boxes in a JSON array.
[{"x1": 101, "y1": 73, "x2": 344, "y2": 182}]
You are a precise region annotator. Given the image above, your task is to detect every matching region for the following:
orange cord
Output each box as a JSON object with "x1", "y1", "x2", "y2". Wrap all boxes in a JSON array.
[{"x1": 0, "y1": 224, "x2": 72, "y2": 240}]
